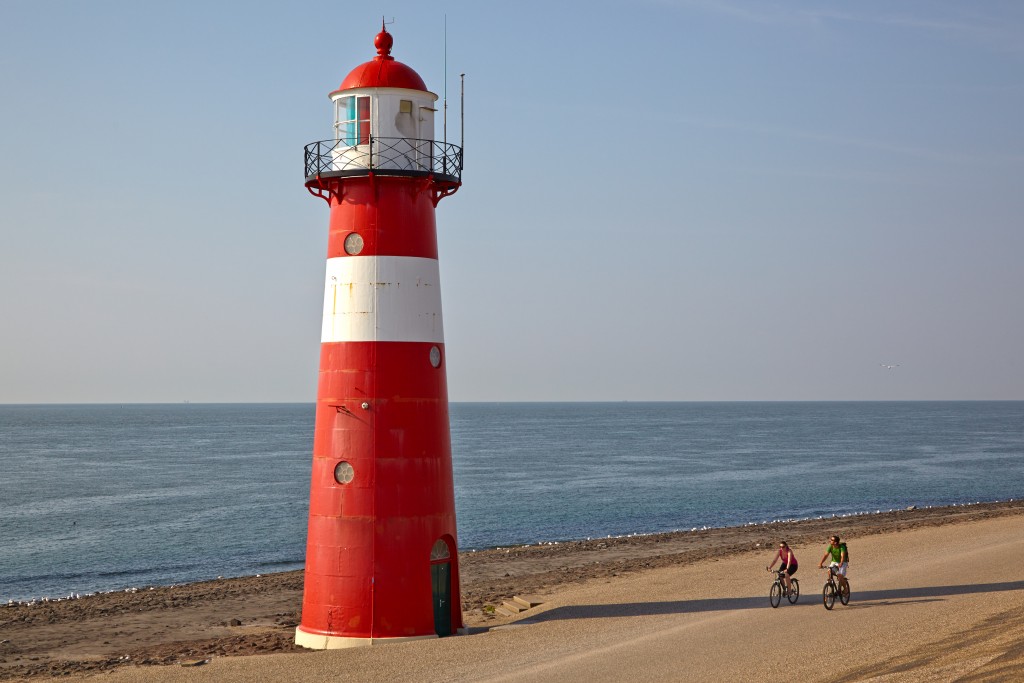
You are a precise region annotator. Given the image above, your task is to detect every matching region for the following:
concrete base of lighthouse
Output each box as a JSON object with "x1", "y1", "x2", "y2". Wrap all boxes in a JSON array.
[{"x1": 294, "y1": 627, "x2": 438, "y2": 650}]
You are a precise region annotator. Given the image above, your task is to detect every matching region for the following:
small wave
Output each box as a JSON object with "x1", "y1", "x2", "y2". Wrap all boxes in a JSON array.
[{"x1": 251, "y1": 557, "x2": 305, "y2": 570}]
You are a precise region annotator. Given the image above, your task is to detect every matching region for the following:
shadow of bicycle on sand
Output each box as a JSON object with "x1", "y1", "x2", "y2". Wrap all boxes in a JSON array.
[{"x1": 523, "y1": 580, "x2": 1024, "y2": 622}]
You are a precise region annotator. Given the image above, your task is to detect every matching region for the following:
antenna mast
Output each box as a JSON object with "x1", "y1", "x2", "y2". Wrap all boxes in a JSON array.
[
  {"x1": 460, "y1": 73, "x2": 465, "y2": 159},
  {"x1": 443, "y1": 15, "x2": 448, "y2": 146}
]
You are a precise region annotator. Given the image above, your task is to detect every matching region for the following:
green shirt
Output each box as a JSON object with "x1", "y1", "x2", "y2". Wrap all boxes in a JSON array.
[{"x1": 827, "y1": 543, "x2": 848, "y2": 563}]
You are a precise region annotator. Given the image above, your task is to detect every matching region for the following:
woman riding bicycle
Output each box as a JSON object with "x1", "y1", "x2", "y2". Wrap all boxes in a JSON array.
[{"x1": 766, "y1": 541, "x2": 798, "y2": 595}]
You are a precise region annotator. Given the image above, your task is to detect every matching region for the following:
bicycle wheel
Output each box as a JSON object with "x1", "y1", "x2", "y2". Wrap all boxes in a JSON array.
[
  {"x1": 770, "y1": 582, "x2": 782, "y2": 608},
  {"x1": 823, "y1": 581, "x2": 835, "y2": 610},
  {"x1": 839, "y1": 580, "x2": 850, "y2": 605},
  {"x1": 787, "y1": 578, "x2": 800, "y2": 604}
]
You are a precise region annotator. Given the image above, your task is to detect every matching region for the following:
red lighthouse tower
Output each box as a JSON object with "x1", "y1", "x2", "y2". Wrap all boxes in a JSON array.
[{"x1": 295, "y1": 25, "x2": 464, "y2": 649}]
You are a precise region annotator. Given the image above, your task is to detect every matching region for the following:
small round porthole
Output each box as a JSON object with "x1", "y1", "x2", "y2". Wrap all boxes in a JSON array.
[
  {"x1": 429, "y1": 346, "x2": 442, "y2": 368},
  {"x1": 334, "y1": 461, "x2": 355, "y2": 484},
  {"x1": 343, "y1": 232, "x2": 364, "y2": 255}
]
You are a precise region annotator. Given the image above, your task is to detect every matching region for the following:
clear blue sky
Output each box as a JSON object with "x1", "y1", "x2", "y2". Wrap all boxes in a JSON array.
[{"x1": 2, "y1": 1, "x2": 1022, "y2": 403}]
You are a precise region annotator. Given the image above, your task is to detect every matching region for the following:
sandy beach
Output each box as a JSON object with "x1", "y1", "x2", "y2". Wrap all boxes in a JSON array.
[{"x1": 2, "y1": 500, "x2": 1023, "y2": 681}]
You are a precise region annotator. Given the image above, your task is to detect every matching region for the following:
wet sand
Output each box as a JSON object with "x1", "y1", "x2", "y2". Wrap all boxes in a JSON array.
[{"x1": 2, "y1": 499, "x2": 1023, "y2": 681}]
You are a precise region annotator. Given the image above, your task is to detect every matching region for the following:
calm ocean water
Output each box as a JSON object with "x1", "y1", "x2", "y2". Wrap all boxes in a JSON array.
[{"x1": 1, "y1": 402, "x2": 1022, "y2": 602}]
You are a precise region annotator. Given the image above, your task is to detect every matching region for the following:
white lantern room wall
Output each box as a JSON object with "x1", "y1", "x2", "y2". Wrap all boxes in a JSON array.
[{"x1": 329, "y1": 88, "x2": 437, "y2": 173}]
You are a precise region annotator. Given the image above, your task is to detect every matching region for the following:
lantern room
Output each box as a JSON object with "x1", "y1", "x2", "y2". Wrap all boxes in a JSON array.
[
  {"x1": 316, "y1": 26, "x2": 444, "y2": 179},
  {"x1": 331, "y1": 51, "x2": 436, "y2": 142},
  {"x1": 303, "y1": 25, "x2": 462, "y2": 203}
]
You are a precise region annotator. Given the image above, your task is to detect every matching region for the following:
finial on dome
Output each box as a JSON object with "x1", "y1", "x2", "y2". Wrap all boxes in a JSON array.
[{"x1": 374, "y1": 20, "x2": 394, "y2": 59}]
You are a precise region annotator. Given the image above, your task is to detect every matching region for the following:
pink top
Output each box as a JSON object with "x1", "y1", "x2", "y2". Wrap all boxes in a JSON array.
[{"x1": 776, "y1": 546, "x2": 798, "y2": 568}]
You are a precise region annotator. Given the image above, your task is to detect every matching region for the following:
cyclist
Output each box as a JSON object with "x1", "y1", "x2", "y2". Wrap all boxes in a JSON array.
[
  {"x1": 766, "y1": 541, "x2": 798, "y2": 595},
  {"x1": 818, "y1": 535, "x2": 849, "y2": 593}
]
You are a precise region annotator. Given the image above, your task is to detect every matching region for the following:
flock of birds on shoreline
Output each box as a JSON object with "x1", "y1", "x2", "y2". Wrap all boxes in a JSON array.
[{"x1": 4, "y1": 498, "x2": 1015, "y2": 608}]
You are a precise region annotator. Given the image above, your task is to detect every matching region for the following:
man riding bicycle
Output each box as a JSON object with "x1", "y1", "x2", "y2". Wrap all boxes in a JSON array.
[{"x1": 818, "y1": 535, "x2": 849, "y2": 592}]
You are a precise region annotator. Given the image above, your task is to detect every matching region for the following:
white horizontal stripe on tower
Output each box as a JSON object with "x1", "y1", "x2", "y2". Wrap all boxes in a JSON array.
[{"x1": 321, "y1": 256, "x2": 444, "y2": 343}]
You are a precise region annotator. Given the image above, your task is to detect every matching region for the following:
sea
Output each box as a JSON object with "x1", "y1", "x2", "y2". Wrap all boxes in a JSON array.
[{"x1": 1, "y1": 401, "x2": 1022, "y2": 603}]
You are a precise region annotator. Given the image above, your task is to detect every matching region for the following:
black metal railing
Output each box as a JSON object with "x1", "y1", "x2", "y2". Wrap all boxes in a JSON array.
[{"x1": 304, "y1": 137, "x2": 463, "y2": 184}]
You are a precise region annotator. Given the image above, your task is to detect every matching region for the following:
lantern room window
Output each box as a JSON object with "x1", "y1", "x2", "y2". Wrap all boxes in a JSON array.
[{"x1": 335, "y1": 96, "x2": 370, "y2": 145}]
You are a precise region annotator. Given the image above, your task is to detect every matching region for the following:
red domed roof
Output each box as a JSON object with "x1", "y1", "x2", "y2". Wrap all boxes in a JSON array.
[{"x1": 332, "y1": 27, "x2": 427, "y2": 94}]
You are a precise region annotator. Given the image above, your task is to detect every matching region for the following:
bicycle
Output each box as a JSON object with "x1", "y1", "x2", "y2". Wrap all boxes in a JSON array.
[
  {"x1": 768, "y1": 568, "x2": 800, "y2": 608},
  {"x1": 821, "y1": 565, "x2": 851, "y2": 610}
]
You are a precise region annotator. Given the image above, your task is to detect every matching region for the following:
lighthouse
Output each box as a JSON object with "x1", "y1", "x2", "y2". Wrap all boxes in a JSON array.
[{"x1": 295, "y1": 24, "x2": 464, "y2": 649}]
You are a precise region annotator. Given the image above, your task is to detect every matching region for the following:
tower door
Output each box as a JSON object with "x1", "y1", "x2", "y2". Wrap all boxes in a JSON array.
[
  {"x1": 431, "y1": 561, "x2": 452, "y2": 637},
  {"x1": 430, "y1": 538, "x2": 453, "y2": 637}
]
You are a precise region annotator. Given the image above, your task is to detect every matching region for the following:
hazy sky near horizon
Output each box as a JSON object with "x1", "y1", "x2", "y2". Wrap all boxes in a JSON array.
[{"x1": 2, "y1": 1, "x2": 1023, "y2": 403}]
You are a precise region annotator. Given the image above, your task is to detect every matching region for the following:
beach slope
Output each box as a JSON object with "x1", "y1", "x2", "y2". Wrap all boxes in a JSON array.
[{"x1": 2, "y1": 502, "x2": 1023, "y2": 681}]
